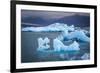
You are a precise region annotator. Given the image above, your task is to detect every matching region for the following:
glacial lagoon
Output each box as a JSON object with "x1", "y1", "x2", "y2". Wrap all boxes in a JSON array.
[{"x1": 21, "y1": 31, "x2": 90, "y2": 63}]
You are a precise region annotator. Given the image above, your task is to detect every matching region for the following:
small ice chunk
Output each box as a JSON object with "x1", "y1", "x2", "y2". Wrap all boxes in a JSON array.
[
  {"x1": 81, "y1": 53, "x2": 90, "y2": 60},
  {"x1": 59, "y1": 54, "x2": 69, "y2": 59},
  {"x1": 59, "y1": 54, "x2": 65, "y2": 59}
]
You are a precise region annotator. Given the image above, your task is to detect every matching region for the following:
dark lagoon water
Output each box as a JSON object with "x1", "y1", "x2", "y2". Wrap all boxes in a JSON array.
[{"x1": 21, "y1": 31, "x2": 90, "y2": 63}]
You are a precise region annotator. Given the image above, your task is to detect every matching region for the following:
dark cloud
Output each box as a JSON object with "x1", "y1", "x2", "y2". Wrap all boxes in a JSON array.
[{"x1": 21, "y1": 10, "x2": 90, "y2": 20}]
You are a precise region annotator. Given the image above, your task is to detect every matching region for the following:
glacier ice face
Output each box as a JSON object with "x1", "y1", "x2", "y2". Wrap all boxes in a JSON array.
[
  {"x1": 53, "y1": 38, "x2": 80, "y2": 52},
  {"x1": 37, "y1": 37, "x2": 50, "y2": 51}
]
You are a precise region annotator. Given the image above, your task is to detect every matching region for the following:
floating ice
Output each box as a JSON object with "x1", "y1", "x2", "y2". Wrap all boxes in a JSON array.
[
  {"x1": 37, "y1": 37, "x2": 50, "y2": 51},
  {"x1": 62, "y1": 30, "x2": 90, "y2": 42},
  {"x1": 53, "y1": 38, "x2": 67, "y2": 51},
  {"x1": 59, "y1": 54, "x2": 65, "y2": 59},
  {"x1": 67, "y1": 41, "x2": 80, "y2": 51},
  {"x1": 22, "y1": 23, "x2": 89, "y2": 42},
  {"x1": 81, "y1": 53, "x2": 90, "y2": 60},
  {"x1": 57, "y1": 34, "x2": 64, "y2": 41},
  {"x1": 59, "y1": 54, "x2": 69, "y2": 59},
  {"x1": 23, "y1": 22, "x2": 89, "y2": 52},
  {"x1": 22, "y1": 23, "x2": 75, "y2": 32},
  {"x1": 53, "y1": 38, "x2": 80, "y2": 52}
]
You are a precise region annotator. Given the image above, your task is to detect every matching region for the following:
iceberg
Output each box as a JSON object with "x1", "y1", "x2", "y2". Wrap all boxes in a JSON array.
[
  {"x1": 37, "y1": 37, "x2": 50, "y2": 51},
  {"x1": 53, "y1": 38, "x2": 67, "y2": 52},
  {"x1": 67, "y1": 41, "x2": 80, "y2": 51},
  {"x1": 22, "y1": 22, "x2": 90, "y2": 52},
  {"x1": 62, "y1": 30, "x2": 90, "y2": 42},
  {"x1": 22, "y1": 23, "x2": 75, "y2": 32},
  {"x1": 81, "y1": 53, "x2": 90, "y2": 60},
  {"x1": 53, "y1": 38, "x2": 80, "y2": 52},
  {"x1": 22, "y1": 22, "x2": 89, "y2": 42}
]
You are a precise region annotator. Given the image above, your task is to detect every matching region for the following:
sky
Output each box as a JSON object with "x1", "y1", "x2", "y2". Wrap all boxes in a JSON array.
[
  {"x1": 21, "y1": 10, "x2": 89, "y2": 20},
  {"x1": 21, "y1": 10, "x2": 90, "y2": 27}
]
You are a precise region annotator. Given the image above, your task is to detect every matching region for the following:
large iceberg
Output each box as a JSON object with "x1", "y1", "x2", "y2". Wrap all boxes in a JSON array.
[
  {"x1": 22, "y1": 23, "x2": 75, "y2": 32},
  {"x1": 62, "y1": 30, "x2": 90, "y2": 42}
]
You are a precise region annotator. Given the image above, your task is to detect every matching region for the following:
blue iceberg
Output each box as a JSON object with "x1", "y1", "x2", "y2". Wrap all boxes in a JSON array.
[
  {"x1": 53, "y1": 38, "x2": 80, "y2": 52},
  {"x1": 62, "y1": 30, "x2": 90, "y2": 42}
]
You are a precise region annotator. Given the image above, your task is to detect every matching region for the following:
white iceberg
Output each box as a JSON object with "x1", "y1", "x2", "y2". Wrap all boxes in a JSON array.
[
  {"x1": 37, "y1": 37, "x2": 50, "y2": 51},
  {"x1": 53, "y1": 38, "x2": 80, "y2": 52},
  {"x1": 62, "y1": 30, "x2": 90, "y2": 42},
  {"x1": 53, "y1": 38, "x2": 67, "y2": 51},
  {"x1": 22, "y1": 23, "x2": 75, "y2": 32}
]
